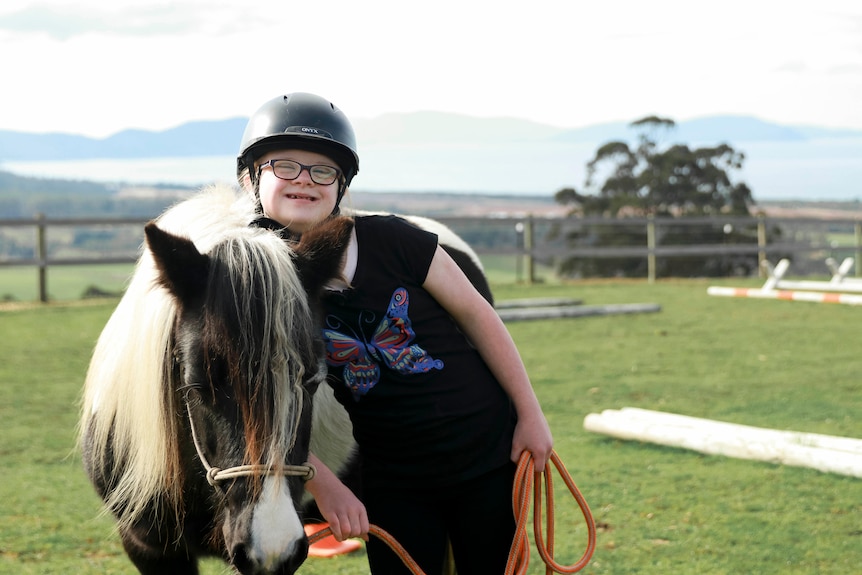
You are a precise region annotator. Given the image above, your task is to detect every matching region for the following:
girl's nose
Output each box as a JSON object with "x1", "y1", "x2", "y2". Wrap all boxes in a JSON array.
[{"x1": 291, "y1": 168, "x2": 315, "y2": 184}]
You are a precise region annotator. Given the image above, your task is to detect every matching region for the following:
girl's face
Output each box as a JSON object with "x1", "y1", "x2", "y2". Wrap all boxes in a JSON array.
[{"x1": 256, "y1": 148, "x2": 342, "y2": 233}]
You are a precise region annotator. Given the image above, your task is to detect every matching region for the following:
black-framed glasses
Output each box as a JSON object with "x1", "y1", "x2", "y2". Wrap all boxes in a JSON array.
[{"x1": 259, "y1": 159, "x2": 341, "y2": 185}]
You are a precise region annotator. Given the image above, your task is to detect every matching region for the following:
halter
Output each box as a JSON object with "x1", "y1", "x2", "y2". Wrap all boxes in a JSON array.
[{"x1": 185, "y1": 401, "x2": 316, "y2": 488}]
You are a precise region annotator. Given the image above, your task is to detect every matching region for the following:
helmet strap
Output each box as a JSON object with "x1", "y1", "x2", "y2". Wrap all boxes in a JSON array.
[
  {"x1": 331, "y1": 179, "x2": 347, "y2": 216},
  {"x1": 244, "y1": 152, "x2": 259, "y2": 188}
]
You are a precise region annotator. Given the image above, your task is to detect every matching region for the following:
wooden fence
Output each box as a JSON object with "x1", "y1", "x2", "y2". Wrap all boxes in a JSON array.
[{"x1": 1, "y1": 214, "x2": 861, "y2": 302}]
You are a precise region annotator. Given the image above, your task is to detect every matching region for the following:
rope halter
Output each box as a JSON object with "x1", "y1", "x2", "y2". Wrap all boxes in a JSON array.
[{"x1": 186, "y1": 402, "x2": 316, "y2": 488}]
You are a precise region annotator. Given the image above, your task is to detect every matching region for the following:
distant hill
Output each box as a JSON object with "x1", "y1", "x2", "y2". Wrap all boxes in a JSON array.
[
  {"x1": 0, "y1": 118, "x2": 248, "y2": 161},
  {"x1": 2, "y1": 113, "x2": 861, "y2": 162},
  {"x1": 0, "y1": 169, "x2": 114, "y2": 197}
]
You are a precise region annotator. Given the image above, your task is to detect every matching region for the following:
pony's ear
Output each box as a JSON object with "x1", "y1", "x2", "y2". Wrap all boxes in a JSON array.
[
  {"x1": 144, "y1": 223, "x2": 210, "y2": 304},
  {"x1": 293, "y1": 216, "x2": 354, "y2": 295}
]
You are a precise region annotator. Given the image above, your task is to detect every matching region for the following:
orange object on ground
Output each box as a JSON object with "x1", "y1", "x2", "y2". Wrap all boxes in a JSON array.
[{"x1": 304, "y1": 523, "x2": 362, "y2": 558}]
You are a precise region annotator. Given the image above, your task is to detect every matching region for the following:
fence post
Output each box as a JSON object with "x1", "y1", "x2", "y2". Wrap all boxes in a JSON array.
[
  {"x1": 757, "y1": 213, "x2": 767, "y2": 278},
  {"x1": 647, "y1": 215, "x2": 656, "y2": 284},
  {"x1": 856, "y1": 221, "x2": 861, "y2": 278},
  {"x1": 36, "y1": 213, "x2": 48, "y2": 303},
  {"x1": 524, "y1": 214, "x2": 535, "y2": 284}
]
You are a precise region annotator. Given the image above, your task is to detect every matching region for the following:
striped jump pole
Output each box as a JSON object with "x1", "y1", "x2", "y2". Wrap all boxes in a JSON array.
[{"x1": 707, "y1": 286, "x2": 862, "y2": 306}]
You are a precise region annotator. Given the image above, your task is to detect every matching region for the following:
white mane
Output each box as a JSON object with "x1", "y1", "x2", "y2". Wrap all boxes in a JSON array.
[{"x1": 80, "y1": 184, "x2": 285, "y2": 525}]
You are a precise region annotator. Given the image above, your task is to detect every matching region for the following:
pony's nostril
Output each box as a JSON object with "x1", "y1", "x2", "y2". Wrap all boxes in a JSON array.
[
  {"x1": 230, "y1": 542, "x2": 252, "y2": 572},
  {"x1": 283, "y1": 538, "x2": 309, "y2": 574}
]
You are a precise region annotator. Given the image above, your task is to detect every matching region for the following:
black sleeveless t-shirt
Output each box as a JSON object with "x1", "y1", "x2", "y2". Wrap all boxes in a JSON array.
[{"x1": 321, "y1": 215, "x2": 516, "y2": 489}]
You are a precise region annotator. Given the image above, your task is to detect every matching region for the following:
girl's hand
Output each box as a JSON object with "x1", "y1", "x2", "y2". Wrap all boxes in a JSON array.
[
  {"x1": 306, "y1": 455, "x2": 369, "y2": 542},
  {"x1": 511, "y1": 412, "x2": 554, "y2": 472}
]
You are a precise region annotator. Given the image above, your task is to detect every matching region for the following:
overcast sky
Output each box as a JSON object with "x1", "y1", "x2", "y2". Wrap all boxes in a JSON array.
[{"x1": 2, "y1": 0, "x2": 861, "y2": 138}]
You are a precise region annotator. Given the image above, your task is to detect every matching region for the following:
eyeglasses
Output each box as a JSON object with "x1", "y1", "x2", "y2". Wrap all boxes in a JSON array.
[{"x1": 258, "y1": 159, "x2": 341, "y2": 185}]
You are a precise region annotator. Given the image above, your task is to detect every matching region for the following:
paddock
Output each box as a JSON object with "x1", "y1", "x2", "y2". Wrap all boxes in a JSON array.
[{"x1": 5, "y1": 279, "x2": 860, "y2": 574}]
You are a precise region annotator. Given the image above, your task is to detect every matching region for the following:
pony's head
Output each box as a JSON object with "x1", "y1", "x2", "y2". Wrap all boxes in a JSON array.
[{"x1": 144, "y1": 215, "x2": 352, "y2": 574}]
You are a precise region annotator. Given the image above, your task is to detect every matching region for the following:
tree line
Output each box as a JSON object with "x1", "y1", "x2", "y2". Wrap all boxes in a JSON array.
[{"x1": 551, "y1": 116, "x2": 770, "y2": 278}]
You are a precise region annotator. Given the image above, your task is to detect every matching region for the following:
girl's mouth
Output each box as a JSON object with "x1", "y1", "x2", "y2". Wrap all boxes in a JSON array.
[{"x1": 285, "y1": 193, "x2": 316, "y2": 202}]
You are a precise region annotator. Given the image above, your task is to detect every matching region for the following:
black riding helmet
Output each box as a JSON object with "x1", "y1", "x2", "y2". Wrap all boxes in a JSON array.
[{"x1": 237, "y1": 93, "x2": 359, "y2": 210}]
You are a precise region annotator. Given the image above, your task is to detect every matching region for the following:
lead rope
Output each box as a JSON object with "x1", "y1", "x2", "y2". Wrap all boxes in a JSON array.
[
  {"x1": 308, "y1": 450, "x2": 596, "y2": 575},
  {"x1": 505, "y1": 450, "x2": 596, "y2": 575}
]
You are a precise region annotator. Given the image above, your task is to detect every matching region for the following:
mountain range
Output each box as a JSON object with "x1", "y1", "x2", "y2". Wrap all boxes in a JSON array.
[{"x1": 2, "y1": 113, "x2": 862, "y2": 162}]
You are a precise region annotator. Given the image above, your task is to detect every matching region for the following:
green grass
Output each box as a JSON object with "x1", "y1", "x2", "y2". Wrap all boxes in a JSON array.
[
  {"x1": 2, "y1": 279, "x2": 861, "y2": 574},
  {"x1": 0, "y1": 264, "x2": 135, "y2": 302}
]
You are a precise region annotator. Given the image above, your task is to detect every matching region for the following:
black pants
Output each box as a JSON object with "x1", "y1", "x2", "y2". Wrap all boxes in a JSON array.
[{"x1": 363, "y1": 462, "x2": 516, "y2": 575}]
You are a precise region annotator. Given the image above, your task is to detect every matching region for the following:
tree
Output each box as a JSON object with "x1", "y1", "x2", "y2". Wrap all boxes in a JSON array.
[
  {"x1": 552, "y1": 117, "x2": 765, "y2": 278},
  {"x1": 556, "y1": 116, "x2": 754, "y2": 217}
]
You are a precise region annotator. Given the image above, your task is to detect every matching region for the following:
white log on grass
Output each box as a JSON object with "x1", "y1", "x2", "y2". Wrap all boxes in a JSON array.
[{"x1": 583, "y1": 407, "x2": 862, "y2": 478}]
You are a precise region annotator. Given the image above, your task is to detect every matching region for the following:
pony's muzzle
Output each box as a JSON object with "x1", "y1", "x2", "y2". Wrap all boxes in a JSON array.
[
  {"x1": 230, "y1": 538, "x2": 309, "y2": 575},
  {"x1": 225, "y1": 476, "x2": 309, "y2": 574}
]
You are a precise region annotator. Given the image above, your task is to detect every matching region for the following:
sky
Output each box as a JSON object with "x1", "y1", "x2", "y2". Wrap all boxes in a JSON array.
[{"x1": 1, "y1": 0, "x2": 861, "y2": 139}]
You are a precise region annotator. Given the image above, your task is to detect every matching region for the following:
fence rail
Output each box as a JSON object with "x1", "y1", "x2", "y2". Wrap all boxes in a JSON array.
[{"x1": 2, "y1": 214, "x2": 861, "y2": 302}]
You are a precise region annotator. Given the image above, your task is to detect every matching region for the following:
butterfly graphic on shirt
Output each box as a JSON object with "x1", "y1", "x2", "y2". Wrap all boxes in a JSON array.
[{"x1": 324, "y1": 287, "x2": 444, "y2": 401}]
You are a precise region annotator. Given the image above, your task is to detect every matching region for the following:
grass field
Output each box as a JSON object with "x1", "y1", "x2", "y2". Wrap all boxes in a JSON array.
[
  {"x1": 0, "y1": 264, "x2": 135, "y2": 302},
  {"x1": 1, "y1": 278, "x2": 860, "y2": 574}
]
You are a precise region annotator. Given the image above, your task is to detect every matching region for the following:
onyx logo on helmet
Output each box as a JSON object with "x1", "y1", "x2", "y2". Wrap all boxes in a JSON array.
[{"x1": 237, "y1": 92, "x2": 360, "y2": 212}]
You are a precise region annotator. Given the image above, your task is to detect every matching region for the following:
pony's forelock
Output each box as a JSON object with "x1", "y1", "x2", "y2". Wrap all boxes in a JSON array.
[{"x1": 204, "y1": 226, "x2": 317, "y2": 475}]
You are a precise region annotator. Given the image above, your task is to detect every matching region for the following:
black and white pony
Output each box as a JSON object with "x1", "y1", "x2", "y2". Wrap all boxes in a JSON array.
[{"x1": 80, "y1": 184, "x2": 489, "y2": 575}]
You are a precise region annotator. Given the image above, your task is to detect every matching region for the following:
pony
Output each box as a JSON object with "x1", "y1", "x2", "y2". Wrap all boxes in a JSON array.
[
  {"x1": 80, "y1": 185, "x2": 356, "y2": 574},
  {"x1": 80, "y1": 184, "x2": 490, "y2": 574}
]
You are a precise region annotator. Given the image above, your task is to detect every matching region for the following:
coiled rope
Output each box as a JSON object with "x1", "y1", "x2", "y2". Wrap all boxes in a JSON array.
[
  {"x1": 308, "y1": 450, "x2": 596, "y2": 574},
  {"x1": 506, "y1": 450, "x2": 596, "y2": 574}
]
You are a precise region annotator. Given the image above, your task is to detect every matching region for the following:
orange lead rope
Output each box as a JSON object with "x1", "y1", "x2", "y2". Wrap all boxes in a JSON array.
[
  {"x1": 307, "y1": 450, "x2": 596, "y2": 575},
  {"x1": 307, "y1": 524, "x2": 426, "y2": 574},
  {"x1": 506, "y1": 450, "x2": 597, "y2": 574}
]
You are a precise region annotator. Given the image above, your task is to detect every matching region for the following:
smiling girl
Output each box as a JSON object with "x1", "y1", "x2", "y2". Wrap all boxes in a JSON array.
[{"x1": 238, "y1": 92, "x2": 553, "y2": 575}]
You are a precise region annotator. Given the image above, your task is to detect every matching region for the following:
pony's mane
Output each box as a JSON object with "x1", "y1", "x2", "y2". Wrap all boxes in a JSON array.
[{"x1": 81, "y1": 184, "x2": 315, "y2": 527}]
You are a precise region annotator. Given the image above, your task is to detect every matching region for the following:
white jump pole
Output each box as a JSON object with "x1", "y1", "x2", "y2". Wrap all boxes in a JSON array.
[
  {"x1": 769, "y1": 281, "x2": 862, "y2": 294},
  {"x1": 761, "y1": 258, "x2": 791, "y2": 290},
  {"x1": 825, "y1": 257, "x2": 862, "y2": 284},
  {"x1": 762, "y1": 258, "x2": 862, "y2": 293},
  {"x1": 583, "y1": 408, "x2": 862, "y2": 478},
  {"x1": 707, "y1": 286, "x2": 862, "y2": 305}
]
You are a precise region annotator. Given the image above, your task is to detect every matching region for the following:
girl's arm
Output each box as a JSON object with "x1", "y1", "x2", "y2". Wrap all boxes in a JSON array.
[
  {"x1": 423, "y1": 245, "x2": 554, "y2": 471},
  {"x1": 305, "y1": 453, "x2": 369, "y2": 542}
]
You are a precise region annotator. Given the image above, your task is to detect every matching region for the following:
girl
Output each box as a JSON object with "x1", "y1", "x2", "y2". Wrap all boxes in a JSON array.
[{"x1": 238, "y1": 92, "x2": 553, "y2": 574}]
